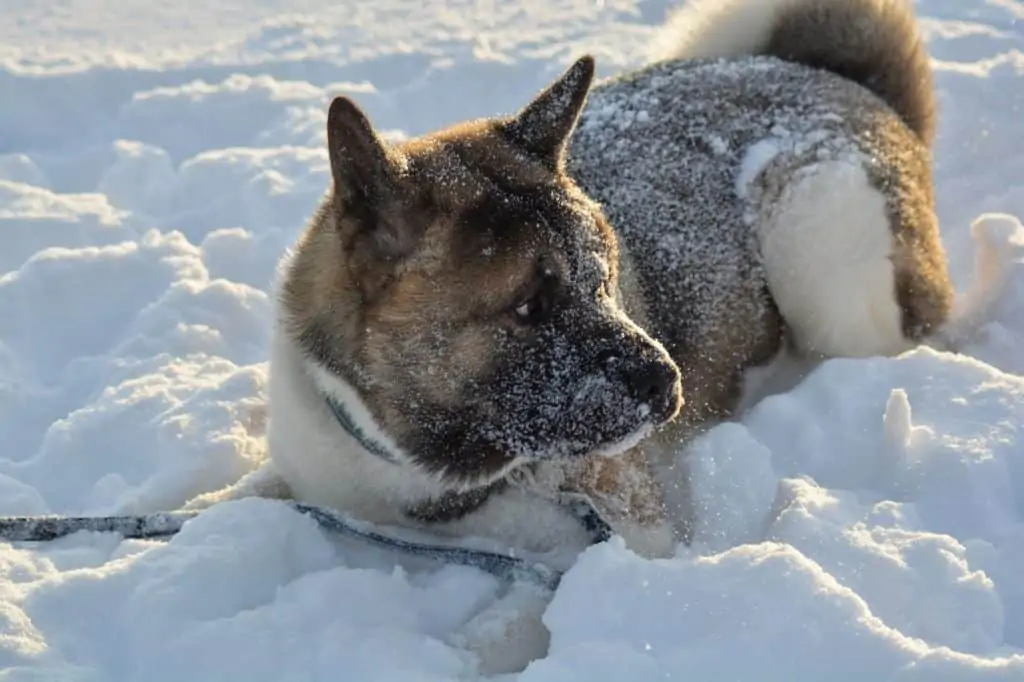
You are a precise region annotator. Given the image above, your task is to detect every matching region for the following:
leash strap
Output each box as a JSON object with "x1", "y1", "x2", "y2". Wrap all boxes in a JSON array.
[
  {"x1": 0, "y1": 368, "x2": 620, "y2": 588},
  {"x1": 0, "y1": 502, "x2": 565, "y2": 590},
  {"x1": 0, "y1": 393, "x2": 620, "y2": 586}
]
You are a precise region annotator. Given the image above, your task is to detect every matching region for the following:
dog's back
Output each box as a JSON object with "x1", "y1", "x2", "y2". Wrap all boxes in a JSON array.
[
  {"x1": 650, "y1": 0, "x2": 935, "y2": 145},
  {"x1": 569, "y1": 0, "x2": 953, "y2": 431}
]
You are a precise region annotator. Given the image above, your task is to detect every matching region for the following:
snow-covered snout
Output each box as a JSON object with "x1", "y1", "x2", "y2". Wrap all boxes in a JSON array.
[
  {"x1": 280, "y1": 56, "x2": 682, "y2": 488},
  {"x1": 487, "y1": 290, "x2": 683, "y2": 463}
]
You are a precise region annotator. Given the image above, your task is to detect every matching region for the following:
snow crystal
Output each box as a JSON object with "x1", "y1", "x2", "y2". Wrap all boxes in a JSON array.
[{"x1": 735, "y1": 138, "x2": 781, "y2": 199}]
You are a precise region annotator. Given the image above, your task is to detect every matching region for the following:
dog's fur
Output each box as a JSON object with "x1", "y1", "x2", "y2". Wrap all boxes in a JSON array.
[{"x1": 186, "y1": 0, "x2": 952, "y2": 602}]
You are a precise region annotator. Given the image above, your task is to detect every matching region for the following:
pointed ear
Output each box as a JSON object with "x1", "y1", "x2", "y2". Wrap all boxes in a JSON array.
[
  {"x1": 502, "y1": 55, "x2": 596, "y2": 169},
  {"x1": 327, "y1": 96, "x2": 401, "y2": 204},
  {"x1": 326, "y1": 97, "x2": 424, "y2": 261}
]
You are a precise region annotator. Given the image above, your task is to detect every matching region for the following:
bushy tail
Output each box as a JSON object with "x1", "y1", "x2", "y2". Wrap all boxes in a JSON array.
[{"x1": 648, "y1": 0, "x2": 936, "y2": 145}]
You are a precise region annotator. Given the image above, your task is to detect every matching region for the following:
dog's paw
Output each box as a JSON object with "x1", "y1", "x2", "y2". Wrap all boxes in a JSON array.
[
  {"x1": 504, "y1": 457, "x2": 678, "y2": 558},
  {"x1": 506, "y1": 462, "x2": 567, "y2": 496},
  {"x1": 557, "y1": 488, "x2": 677, "y2": 558}
]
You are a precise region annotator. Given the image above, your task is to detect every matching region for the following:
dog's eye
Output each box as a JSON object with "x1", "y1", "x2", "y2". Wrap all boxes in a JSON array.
[{"x1": 513, "y1": 292, "x2": 548, "y2": 325}]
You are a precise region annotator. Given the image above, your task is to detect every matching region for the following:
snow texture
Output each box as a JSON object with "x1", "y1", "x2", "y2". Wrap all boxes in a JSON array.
[{"x1": 1, "y1": 0, "x2": 1024, "y2": 680}]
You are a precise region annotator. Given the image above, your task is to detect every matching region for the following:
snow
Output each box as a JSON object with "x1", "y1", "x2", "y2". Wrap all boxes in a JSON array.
[{"x1": 1, "y1": 0, "x2": 1023, "y2": 679}]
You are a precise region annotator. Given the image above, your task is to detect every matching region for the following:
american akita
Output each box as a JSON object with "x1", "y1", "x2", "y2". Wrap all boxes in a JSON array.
[{"x1": 187, "y1": 0, "x2": 952, "y2": 565}]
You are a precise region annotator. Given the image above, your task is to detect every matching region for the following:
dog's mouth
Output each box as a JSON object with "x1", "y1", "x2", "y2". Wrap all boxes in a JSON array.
[
  {"x1": 589, "y1": 421, "x2": 654, "y2": 458},
  {"x1": 519, "y1": 383, "x2": 668, "y2": 461},
  {"x1": 530, "y1": 405, "x2": 657, "y2": 461}
]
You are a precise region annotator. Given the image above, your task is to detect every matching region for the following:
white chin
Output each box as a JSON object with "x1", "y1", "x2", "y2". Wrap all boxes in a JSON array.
[{"x1": 590, "y1": 422, "x2": 653, "y2": 458}]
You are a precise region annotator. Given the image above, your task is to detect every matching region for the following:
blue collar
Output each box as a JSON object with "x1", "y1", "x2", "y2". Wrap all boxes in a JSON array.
[
  {"x1": 324, "y1": 393, "x2": 402, "y2": 465},
  {"x1": 322, "y1": 393, "x2": 613, "y2": 546}
]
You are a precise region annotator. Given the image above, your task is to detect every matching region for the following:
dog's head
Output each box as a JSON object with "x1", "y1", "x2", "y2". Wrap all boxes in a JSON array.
[{"x1": 284, "y1": 56, "x2": 683, "y2": 487}]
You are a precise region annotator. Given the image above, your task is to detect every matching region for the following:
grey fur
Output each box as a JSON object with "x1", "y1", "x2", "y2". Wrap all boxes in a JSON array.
[
  {"x1": 567, "y1": 0, "x2": 952, "y2": 429},
  {"x1": 654, "y1": 0, "x2": 937, "y2": 145}
]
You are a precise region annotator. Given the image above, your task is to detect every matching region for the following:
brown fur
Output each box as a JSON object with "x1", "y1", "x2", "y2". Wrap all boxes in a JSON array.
[
  {"x1": 765, "y1": 0, "x2": 936, "y2": 145},
  {"x1": 281, "y1": 56, "x2": 682, "y2": 495},
  {"x1": 857, "y1": 112, "x2": 954, "y2": 339},
  {"x1": 562, "y1": 449, "x2": 669, "y2": 527},
  {"x1": 283, "y1": 127, "x2": 595, "y2": 409}
]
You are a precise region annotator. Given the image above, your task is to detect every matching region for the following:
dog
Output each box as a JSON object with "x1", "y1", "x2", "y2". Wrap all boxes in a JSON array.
[{"x1": 185, "y1": 0, "x2": 953, "y2": 651}]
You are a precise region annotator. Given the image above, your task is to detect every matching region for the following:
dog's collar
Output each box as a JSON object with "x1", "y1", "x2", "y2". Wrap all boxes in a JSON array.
[
  {"x1": 320, "y1": 388, "x2": 614, "y2": 545},
  {"x1": 324, "y1": 393, "x2": 402, "y2": 465}
]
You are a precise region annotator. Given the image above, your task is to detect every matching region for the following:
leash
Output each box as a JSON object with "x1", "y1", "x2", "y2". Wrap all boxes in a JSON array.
[
  {"x1": 0, "y1": 501, "x2": 577, "y2": 590},
  {"x1": 0, "y1": 392, "x2": 616, "y2": 591}
]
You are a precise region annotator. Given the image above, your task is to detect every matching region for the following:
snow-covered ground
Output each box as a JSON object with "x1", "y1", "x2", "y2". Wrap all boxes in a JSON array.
[{"x1": 1, "y1": 0, "x2": 1023, "y2": 679}]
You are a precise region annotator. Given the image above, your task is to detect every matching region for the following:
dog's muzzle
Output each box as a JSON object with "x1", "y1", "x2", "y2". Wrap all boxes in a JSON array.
[{"x1": 600, "y1": 350, "x2": 683, "y2": 424}]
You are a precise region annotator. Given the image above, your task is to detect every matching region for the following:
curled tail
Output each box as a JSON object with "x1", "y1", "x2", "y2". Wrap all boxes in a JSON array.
[{"x1": 649, "y1": 0, "x2": 936, "y2": 145}]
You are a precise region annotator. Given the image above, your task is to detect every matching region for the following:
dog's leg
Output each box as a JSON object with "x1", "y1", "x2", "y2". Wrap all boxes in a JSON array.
[
  {"x1": 756, "y1": 156, "x2": 951, "y2": 358},
  {"x1": 565, "y1": 448, "x2": 679, "y2": 559},
  {"x1": 447, "y1": 451, "x2": 680, "y2": 676},
  {"x1": 181, "y1": 459, "x2": 293, "y2": 511},
  {"x1": 515, "y1": 450, "x2": 679, "y2": 559}
]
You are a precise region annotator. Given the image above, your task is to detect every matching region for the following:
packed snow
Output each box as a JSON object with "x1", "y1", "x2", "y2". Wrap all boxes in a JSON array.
[{"x1": 1, "y1": 0, "x2": 1024, "y2": 679}]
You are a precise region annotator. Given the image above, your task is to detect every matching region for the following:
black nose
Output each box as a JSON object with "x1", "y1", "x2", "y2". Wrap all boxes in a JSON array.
[
  {"x1": 597, "y1": 349, "x2": 683, "y2": 423},
  {"x1": 628, "y1": 360, "x2": 680, "y2": 418},
  {"x1": 616, "y1": 356, "x2": 682, "y2": 423}
]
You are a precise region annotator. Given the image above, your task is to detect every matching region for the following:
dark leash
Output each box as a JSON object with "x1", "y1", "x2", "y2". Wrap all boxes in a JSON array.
[
  {"x1": 0, "y1": 499, "x2": 613, "y2": 591},
  {"x1": 0, "y1": 392, "x2": 616, "y2": 590}
]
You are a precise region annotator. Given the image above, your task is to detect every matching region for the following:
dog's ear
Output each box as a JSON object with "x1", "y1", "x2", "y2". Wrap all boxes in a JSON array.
[
  {"x1": 327, "y1": 96, "x2": 423, "y2": 260},
  {"x1": 327, "y1": 96, "x2": 400, "y2": 203},
  {"x1": 503, "y1": 55, "x2": 596, "y2": 170}
]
